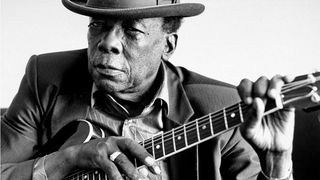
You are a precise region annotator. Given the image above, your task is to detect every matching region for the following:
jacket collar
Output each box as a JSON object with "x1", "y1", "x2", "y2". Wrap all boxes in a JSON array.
[{"x1": 164, "y1": 61, "x2": 194, "y2": 125}]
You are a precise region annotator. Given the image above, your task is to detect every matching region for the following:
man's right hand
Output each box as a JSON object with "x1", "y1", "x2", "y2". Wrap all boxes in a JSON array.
[{"x1": 45, "y1": 136, "x2": 160, "y2": 180}]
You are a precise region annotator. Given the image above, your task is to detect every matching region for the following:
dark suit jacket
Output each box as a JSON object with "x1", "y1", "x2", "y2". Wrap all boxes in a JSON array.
[{"x1": 1, "y1": 49, "x2": 260, "y2": 179}]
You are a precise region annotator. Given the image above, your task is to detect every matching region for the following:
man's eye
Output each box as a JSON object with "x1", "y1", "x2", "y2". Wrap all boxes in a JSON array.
[
  {"x1": 88, "y1": 22, "x2": 104, "y2": 28},
  {"x1": 125, "y1": 27, "x2": 144, "y2": 37}
]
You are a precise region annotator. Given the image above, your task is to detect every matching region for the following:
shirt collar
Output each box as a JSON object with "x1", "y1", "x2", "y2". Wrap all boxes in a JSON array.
[{"x1": 91, "y1": 61, "x2": 170, "y2": 116}]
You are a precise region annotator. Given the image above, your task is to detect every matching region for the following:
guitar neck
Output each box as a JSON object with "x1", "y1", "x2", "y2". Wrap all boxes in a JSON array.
[{"x1": 138, "y1": 102, "x2": 247, "y2": 163}]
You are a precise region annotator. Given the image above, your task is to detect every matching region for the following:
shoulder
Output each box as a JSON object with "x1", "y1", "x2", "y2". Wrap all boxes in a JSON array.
[
  {"x1": 165, "y1": 60, "x2": 240, "y2": 114},
  {"x1": 26, "y1": 49, "x2": 91, "y2": 93}
]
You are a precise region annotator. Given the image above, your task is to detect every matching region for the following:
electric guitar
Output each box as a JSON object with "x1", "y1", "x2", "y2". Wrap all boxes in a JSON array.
[{"x1": 44, "y1": 72, "x2": 320, "y2": 180}]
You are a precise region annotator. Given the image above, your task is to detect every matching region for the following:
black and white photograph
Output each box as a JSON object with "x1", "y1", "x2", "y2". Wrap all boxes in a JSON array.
[{"x1": 1, "y1": 0, "x2": 320, "y2": 179}]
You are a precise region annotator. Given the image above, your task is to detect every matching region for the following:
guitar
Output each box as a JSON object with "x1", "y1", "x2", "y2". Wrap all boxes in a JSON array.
[{"x1": 44, "y1": 72, "x2": 320, "y2": 180}]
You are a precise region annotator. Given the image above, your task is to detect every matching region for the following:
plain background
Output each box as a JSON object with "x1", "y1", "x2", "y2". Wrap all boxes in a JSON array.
[{"x1": 1, "y1": 0, "x2": 320, "y2": 107}]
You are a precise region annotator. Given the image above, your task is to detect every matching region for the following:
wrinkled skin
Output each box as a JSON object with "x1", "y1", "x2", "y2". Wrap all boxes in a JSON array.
[{"x1": 87, "y1": 17, "x2": 171, "y2": 102}]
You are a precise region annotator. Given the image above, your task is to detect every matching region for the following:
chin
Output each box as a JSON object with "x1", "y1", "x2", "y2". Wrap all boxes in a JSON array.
[{"x1": 95, "y1": 79, "x2": 127, "y2": 93}]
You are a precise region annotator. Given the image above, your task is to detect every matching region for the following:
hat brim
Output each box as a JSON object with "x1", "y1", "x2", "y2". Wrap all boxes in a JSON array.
[{"x1": 62, "y1": 0, "x2": 205, "y2": 19}]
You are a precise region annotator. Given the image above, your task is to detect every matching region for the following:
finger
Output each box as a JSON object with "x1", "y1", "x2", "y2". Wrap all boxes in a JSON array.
[
  {"x1": 118, "y1": 138, "x2": 161, "y2": 175},
  {"x1": 283, "y1": 74, "x2": 295, "y2": 83},
  {"x1": 100, "y1": 160, "x2": 124, "y2": 180},
  {"x1": 113, "y1": 152, "x2": 142, "y2": 180},
  {"x1": 138, "y1": 167, "x2": 149, "y2": 178},
  {"x1": 253, "y1": 97, "x2": 265, "y2": 121},
  {"x1": 237, "y1": 78, "x2": 254, "y2": 104},
  {"x1": 96, "y1": 142, "x2": 124, "y2": 180},
  {"x1": 267, "y1": 75, "x2": 284, "y2": 100},
  {"x1": 253, "y1": 76, "x2": 269, "y2": 98},
  {"x1": 240, "y1": 97, "x2": 265, "y2": 139}
]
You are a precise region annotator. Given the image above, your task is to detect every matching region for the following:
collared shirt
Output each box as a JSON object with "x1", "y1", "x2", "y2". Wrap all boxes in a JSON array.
[{"x1": 33, "y1": 62, "x2": 170, "y2": 180}]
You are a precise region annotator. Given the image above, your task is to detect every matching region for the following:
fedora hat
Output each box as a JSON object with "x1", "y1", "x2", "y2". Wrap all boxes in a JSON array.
[{"x1": 62, "y1": 0, "x2": 205, "y2": 19}]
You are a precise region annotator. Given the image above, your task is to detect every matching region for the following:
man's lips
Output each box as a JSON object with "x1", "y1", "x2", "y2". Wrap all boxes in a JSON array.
[{"x1": 95, "y1": 66, "x2": 125, "y2": 77}]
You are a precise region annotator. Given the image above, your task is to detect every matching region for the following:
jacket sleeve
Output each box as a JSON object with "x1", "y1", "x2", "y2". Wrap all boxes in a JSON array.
[
  {"x1": 219, "y1": 127, "x2": 261, "y2": 179},
  {"x1": 1, "y1": 55, "x2": 44, "y2": 180}
]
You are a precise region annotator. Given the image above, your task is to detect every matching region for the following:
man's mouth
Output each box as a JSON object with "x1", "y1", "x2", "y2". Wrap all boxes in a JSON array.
[{"x1": 95, "y1": 66, "x2": 124, "y2": 77}]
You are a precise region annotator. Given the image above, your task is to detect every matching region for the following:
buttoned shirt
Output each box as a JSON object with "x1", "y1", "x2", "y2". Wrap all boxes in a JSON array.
[{"x1": 33, "y1": 62, "x2": 170, "y2": 180}]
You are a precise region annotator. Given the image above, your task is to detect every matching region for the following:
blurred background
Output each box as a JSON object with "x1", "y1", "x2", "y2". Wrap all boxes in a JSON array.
[{"x1": 1, "y1": 0, "x2": 319, "y2": 107}]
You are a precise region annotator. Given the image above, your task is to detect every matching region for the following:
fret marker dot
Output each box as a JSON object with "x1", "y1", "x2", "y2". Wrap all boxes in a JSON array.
[
  {"x1": 202, "y1": 125, "x2": 206, "y2": 130},
  {"x1": 84, "y1": 175, "x2": 88, "y2": 179},
  {"x1": 156, "y1": 144, "x2": 161, "y2": 149},
  {"x1": 177, "y1": 136, "x2": 181, "y2": 140},
  {"x1": 231, "y1": 113, "x2": 236, "y2": 118},
  {"x1": 95, "y1": 171, "x2": 98, "y2": 174}
]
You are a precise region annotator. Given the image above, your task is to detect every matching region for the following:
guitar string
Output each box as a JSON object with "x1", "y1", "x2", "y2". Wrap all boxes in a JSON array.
[
  {"x1": 141, "y1": 105, "x2": 245, "y2": 148},
  {"x1": 141, "y1": 78, "x2": 312, "y2": 149},
  {"x1": 64, "y1": 77, "x2": 314, "y2": 179},
  {"x1": 141, "y1": 103, "x2": 249, "y2": 150},
  {"x1": 142, "y1": 103, "x2": 244, "y2": 145}
]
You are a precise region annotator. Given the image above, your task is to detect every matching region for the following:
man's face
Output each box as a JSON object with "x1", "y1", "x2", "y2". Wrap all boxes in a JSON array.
[{"x1": 87, "y1": 17, "x2": 168, "y2": 100}]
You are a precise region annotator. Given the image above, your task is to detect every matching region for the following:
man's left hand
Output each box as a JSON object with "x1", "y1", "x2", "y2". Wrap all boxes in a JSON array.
[{"x1": 237, "y1": 75, "x2": 295, "y2": 179}]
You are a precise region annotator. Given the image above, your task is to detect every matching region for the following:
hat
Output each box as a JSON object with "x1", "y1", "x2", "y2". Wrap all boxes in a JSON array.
[{"x1": 62, "y1": 0, "x2": 205, "y2": 19}]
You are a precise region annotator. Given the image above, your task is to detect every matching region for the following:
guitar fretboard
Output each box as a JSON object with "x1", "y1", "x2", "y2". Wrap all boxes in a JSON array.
[{"x1": 138, "y1": 102, "x2": 247, "y2": 163}]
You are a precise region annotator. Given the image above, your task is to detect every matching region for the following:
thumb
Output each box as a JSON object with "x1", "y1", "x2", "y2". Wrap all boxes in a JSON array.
[{"x1": 240, "y1": 97, "x2": 265, "y2": 137}]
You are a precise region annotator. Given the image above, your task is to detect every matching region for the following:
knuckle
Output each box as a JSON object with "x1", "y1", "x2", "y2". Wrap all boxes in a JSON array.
[
  {"x1": 122, "y1": 138, "x2": 137, "y2": 150},
  {"x1": 116, "y1": 156, "x2": 128, "y2": 167},
  {"x1": 239, "y1": 78, "x2": 251, "y2": 87},
  {"x1": 237, "y1": 79, "x2": 253, "y2": 97},
  {"x1": 256, "y1": 76, "x2": 268, "y2": 83}
]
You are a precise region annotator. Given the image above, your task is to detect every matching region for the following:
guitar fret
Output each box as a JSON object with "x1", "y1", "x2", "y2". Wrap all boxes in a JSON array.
[
  {"x1": 223, "y1": 107, "x2": 228, "y2": 129},
  {"x1": 172, "y1": 130, "x2": 176, "y2": 152},
  {"x1": 152, "y1": 136, "x2": 155, "y2": 159},
  {"x1": 161, "y1": 133, "x2": 165, "y2": 156},
  {"x1": 196, "y1": 120, "x2": 200, "y2": 141},
  {"x1": 183, "y1": 124, "x2": 188, "y2": 147},
  {"x1": 209, "y1": 113, "x2": 214, "y2": 135},
  {"x1": 144, "y1": 139, "x2": 153, "y2": 156},
  {"x1": 239, "y1": 103, "x2": 244, "y2": 122}
]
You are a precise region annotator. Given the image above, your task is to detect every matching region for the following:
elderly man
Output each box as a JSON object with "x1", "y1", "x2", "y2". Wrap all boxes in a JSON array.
[{"x1": 1, "y1": 0, "x2": 294, "y2": 180}]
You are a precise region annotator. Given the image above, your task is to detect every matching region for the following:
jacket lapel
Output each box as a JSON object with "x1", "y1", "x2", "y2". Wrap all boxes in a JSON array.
[{"x1": 163, "y1": 63, "x2": 198, "y2": 180}]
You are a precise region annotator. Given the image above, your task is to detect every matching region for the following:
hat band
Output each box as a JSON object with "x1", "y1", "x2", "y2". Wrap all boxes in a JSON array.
[{"x1": 87, "y1": 0, "x2": 180, "y2": 9}]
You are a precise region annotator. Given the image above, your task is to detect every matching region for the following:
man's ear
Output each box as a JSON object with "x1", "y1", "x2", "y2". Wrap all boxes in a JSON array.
[{"x1": 162, "y1": 33, "x2": 178, "y2": 61}]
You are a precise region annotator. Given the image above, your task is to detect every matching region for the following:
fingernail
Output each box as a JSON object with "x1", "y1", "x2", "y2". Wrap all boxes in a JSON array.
[
  {"x1": 145, "y1": 156, "x2": 155, "y2": 165},
  {"x1": 268, "y1": 89, "x2": 277, "y2": 99},
  {"x1": 154, "y1": 165, "x2": 161, "y2": 175},
  {"x1": 244, "y1": 97, "x2": 253, "y2": 104},
  {"x1": 139, "y1": 167, "x2": 149, "y2": 177}
]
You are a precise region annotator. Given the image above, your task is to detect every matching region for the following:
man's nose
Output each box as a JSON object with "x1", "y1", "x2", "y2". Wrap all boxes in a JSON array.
[{"x1": 97, "y1": 28, "x2": 123, "y2": 55}]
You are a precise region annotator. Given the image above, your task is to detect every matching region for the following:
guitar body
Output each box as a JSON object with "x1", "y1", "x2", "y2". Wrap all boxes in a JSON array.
[
  {"x1": 40, "y1": 119, "x2": 104, "y2": 155},
  {"x1": 39, "y1": 119, "x2": 107, "y2": 180}
]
